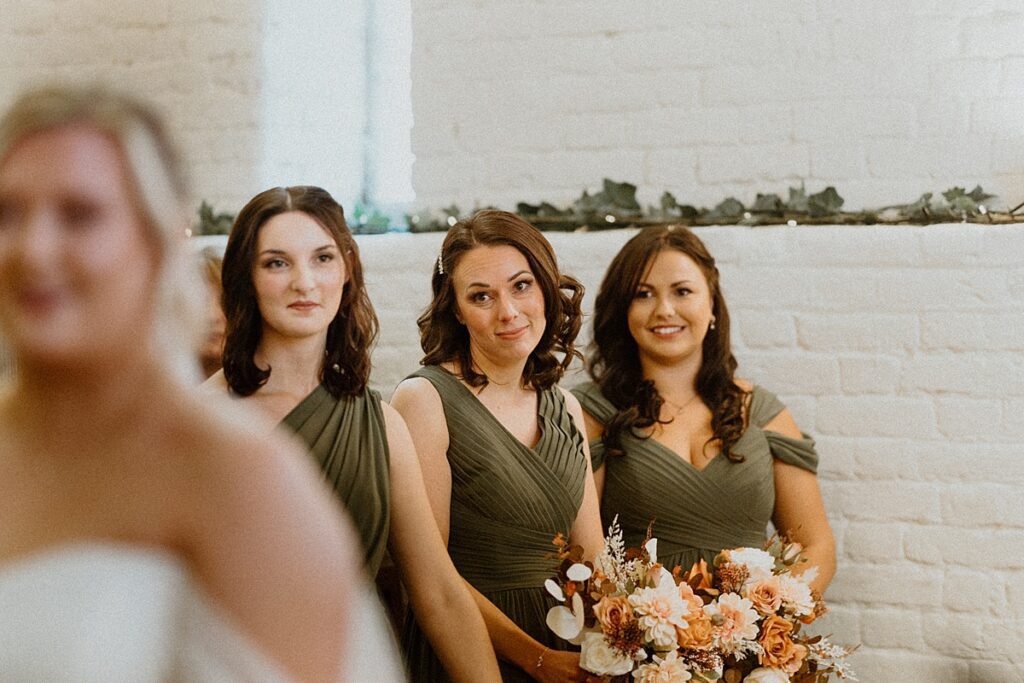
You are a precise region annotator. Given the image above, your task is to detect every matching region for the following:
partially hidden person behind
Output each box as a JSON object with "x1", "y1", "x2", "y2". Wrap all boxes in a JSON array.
[
  {"x1": 197, "y1": 245, "x2": 227, "y2": 378},
  {"x1": 391, "y1": 210, "x2": 605, "y2": 682},
  {"x1": 0, "y1": 86, "x2": 360, "y2": 681},
  {"x1": 572, "y1": 225, "x2": 835, "y2": 598},
  {"x1": 205, "y1": 185, "x2": 501, "y2": 683}
]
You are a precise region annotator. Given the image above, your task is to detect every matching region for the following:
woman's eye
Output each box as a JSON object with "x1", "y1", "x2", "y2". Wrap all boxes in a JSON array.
[
  {"x1": 470, "y1": 292, "x2": 490, "y2": 303},
  {"x1": 263, "y1": 259, "x2": 286, "y2": 269},
  {"x1": 513, "y1": 279, "x2": 532, "y2": 292},
  {"x1": 676, "y1": 287, "x2": 692, "y2": 296},
  {"x1": 633, "y1": 289, "x2": 652, "y2": 300},
  {"x1": 317, "y1": 253, "x2": 334, "y2": 263}
]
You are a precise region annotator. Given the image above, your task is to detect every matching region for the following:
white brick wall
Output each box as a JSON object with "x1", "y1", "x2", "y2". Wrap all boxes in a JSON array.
[
  {"x1": 358, "y1": 224, "x2": 1024, "y2": 680},
  {"x1": 410, "y1": 1, "x2": 1024, "y2": 213},
  {"x1": 0, "y1": 0, "x2": 266, "y2": 211}
]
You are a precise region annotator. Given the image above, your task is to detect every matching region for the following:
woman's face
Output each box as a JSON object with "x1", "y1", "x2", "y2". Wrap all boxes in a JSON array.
[
  {"x1": 451, "y1": 244, "x2": 546, "y2": 369},
  {"x1": 626, "y1": 248, "x2": 714, "y2": 368},
  {"x1": 252, "y1": 211, "x2": 346, "y2": 343},
  {"x1": 0, "y1": 124, "x2": 159, "y2": 365}
]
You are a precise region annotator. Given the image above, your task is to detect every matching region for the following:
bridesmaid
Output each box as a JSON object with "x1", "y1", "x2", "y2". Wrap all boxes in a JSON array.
[
  {"x1": 0, "y1": 86, "x2": 356, "y2": 680},
  {"x1": 391, "y1": 210, "x2": 604, "y2": 683},
  {"x1": 205, "y1": 186, "x2": 500, "y2": 683},
  {"x1": 572, "y1": 226, "x2": 835, "y2": 594}
]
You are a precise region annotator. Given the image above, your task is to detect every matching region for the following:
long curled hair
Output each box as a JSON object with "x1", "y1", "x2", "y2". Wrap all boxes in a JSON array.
[
  {"x1": 221, "y1": 186, "x2": 378, "y2": 398},
  {"x1": 588, "y1": 226, "x2": 748, "y2": 461},
  {"x1": 418, "y1": 210, "x2": 583, "y2": 391}
]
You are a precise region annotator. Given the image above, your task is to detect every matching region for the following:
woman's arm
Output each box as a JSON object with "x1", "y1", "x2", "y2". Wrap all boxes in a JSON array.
[
  {"x1": 381, "y1": 402, "x2": 501, "y2": 683},
  {"x1": 391, "y1": 380, "x2": 587, "y2": 683},
  {"x1": 764, "y1": 409, "x2": 836, "y2": 594},
  {"x1": 578, "y1": 407, "x2": 606, "y2": 501},
  {"x1": 560, "y1": 389, "x2": 605, "y2": 560}
]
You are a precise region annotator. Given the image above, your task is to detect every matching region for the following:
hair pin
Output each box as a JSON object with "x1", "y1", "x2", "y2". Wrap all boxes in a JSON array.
[{"x1": 437, "y1": 253, "x2": 444, "y2": 275}]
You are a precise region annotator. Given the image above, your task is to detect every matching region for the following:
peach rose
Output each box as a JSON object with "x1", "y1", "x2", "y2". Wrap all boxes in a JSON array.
[
  {"x1": 745, "y1": 577, "x2": 782, "y2": 615},
  {"x1": 677, "y1": 582, "x2": 704, "y2": 614},
  {"x1": 758, "y1": 615, "x2": 807, "y2": 674},
  {"x1": 676, "y1": 611, "x2": 715, "y2": 650},
  {"x1": 593, "y1": 595, "x2": 634, "y2": 633}
]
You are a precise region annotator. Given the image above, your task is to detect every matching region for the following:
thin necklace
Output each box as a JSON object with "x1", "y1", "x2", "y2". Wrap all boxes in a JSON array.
[{"x1": 662, "y1": 393, "x2": 700, "y2": 416}]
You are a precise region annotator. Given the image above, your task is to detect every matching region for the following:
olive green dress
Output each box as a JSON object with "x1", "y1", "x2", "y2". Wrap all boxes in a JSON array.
[
  {"x1": 403, "y1": 366, "x2": 588, "y2": 683},
  {"x1": 572, "y1": 382, "x2": 818, "y2": 574},
  {"x1": 281, "y1": 384, "x2": 391, "y2": 577}
]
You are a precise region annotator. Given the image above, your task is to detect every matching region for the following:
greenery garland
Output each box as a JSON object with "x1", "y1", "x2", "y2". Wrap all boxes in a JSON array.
[{"x1": 195, "y1": 180, "x2": 1024, "y2": 235}]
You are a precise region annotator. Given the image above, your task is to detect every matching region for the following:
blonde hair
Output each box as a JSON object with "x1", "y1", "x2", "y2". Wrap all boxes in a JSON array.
[{"x1": 0, "y1": 85, "x2": 203, "y2": 380}]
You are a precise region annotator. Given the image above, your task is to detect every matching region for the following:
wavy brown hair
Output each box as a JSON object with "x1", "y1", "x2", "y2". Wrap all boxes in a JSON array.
[
  {"x1": 419, "y1": 210, "x2": 583, "y2": 391},
  {"x1": 588, "y1": 225, "x2": 748, "y2": 461},
  {"x1": 221, "y1": 186, "x2": 378, "y2": 398}
]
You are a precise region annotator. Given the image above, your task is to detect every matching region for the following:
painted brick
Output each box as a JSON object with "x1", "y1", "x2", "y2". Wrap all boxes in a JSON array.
[
  {"x1": 827, "y1": 562, "x2": 944, "y2": 607},
  {"x1": 943, "y1": 567, "x2": 1010, "y2": 614},
  {"x1": 904, "y1": 527, "x2": 1024, "y2": 569},
  {"x1": 901, "y1": 355, "x2": 1020, "y2": 397},
  {"x1": 796, "y1": 314, "x2": 918, "y2": 352},
  {"x1": 921, "y1": 312, "x2": 1024, "y2": 351},
  {"x1": 942, "y1": 485, "x2": 1024, "y2": 528},
  {"x1": 839, "y1": 356, "x2": 900, "y2": 394},
  {"x1": 857, "y1": 609, "x2": 926, "y2": 649},
  {"x1": 834, "y1": 482, "x2": 941, "y2": 523},
  {"x1": 735, "y1": 312, "x2": 797, "y2": 349},
  {"x1": 843, "y1": 523, "x2": 905, "y2": 563},
  {"x1": 821, "y1": 397, "x2": 939, "y2": 442}
]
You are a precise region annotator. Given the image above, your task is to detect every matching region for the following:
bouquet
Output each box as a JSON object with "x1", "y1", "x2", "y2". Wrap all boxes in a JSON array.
[{"x1": 544, "y1": 518, "x2": 856, "y2": 682}]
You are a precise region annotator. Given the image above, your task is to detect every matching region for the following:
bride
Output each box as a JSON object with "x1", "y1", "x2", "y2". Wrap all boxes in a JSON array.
[{"x1": 0, "y1": 86, "x2": 390, "y2": 681}]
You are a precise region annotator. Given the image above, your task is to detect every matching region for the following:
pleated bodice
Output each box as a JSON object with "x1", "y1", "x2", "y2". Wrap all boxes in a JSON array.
[
  {"x1": 403, "y1": 365, "x2": 588, "y2": 682},
  {"x1": 572, "y1": 382, "x2": 818, "y2": 574},
  {"x1": 281, "y1": 385, "x2": 391, "y2": 577}
]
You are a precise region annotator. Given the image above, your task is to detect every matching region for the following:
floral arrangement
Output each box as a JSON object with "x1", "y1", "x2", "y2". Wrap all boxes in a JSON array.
[{"x1": 544, "y1": 519, "x2": 856, "y2": 682}]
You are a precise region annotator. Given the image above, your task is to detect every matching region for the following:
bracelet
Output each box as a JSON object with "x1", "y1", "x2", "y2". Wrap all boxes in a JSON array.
[{"x1": 536, "y1": 647, "x2": 549, "y2": 669}]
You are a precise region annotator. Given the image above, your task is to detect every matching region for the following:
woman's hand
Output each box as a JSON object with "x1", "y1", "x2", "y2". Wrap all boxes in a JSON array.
[{"x1": 531, "y1": 648, "x2": 589, "y2": 683}]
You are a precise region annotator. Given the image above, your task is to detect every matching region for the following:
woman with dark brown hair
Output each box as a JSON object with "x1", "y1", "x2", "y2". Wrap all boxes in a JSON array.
[
  {"x1": 572, "y1": 226, "x2": 835, "y2": 594},
  {"x1": 392, "y1": 209, "x2": 604, "y2": 683},
  {"x1": 205, "y1": 186, "x2": 500, "y2": 683}
]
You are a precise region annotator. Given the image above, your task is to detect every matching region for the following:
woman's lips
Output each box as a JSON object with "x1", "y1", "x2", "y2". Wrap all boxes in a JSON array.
[
  {"x1": 496, "y1": 325, "x2": 529, "y2": 340},
  {"x1": 288, "y1": 301, "x2": 318, "y2": 311}
]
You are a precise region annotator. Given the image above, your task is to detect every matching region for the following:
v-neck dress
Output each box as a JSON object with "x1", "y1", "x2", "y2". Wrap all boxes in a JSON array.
[
  {"x1": 572, "y1": 382, "x2": 818, "y2": 574},
  {"x1": 402, "y1": 365, "x2": 588, "y2": 683},
  {"x1": 281, "y1": 385, "x2": 391, "y2": 577}
]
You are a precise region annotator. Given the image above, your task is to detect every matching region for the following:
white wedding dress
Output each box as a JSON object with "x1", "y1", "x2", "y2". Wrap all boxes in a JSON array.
[{"x1": 0, "y1": 544, "x2": 406, "y2": 682}]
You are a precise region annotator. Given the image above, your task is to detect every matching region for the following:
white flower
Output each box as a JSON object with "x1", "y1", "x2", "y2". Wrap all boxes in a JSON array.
[
  {"x1": 777, "y1": 573, "x2": 815, "y2": 618},
  {"x1": 628, "y1": 580, "x2": 689, "y2": 648},
  {"x1": 704, "y1": 593, "x2": 759, "y2": 653},
  {"x1": 579, "y1": 631, "x2": 635, "y2": 677},
  {"x1": 546, "y1": 592, "x2": 584, "y2": 641},
  {"x1": 744, "y1": 667, "x2": 789, "y2": 683},
  {"x1": 632, "y1": 651, "x2": 692, "y2": 682},
  {"x1": 725, "y1": 547, "x2": 776, "y2": 582}
]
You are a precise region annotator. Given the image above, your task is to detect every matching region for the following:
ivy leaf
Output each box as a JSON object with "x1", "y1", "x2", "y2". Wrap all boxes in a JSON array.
[
  {"x1": 902, "y1": 193, "x2": 934, "y2": 221},
  {"x1": 600, "y1": 178, "x2": 641, "y2": 212},
  {"x1": 707, "y1": 197, "x2": 745, "y2": 222},
  {"x1": 752, "y1": 193, "x2": 783, "y2": 214},
  {"x1": 573, "y1": 190, "x2": 601, "y2": 216},
  {"x1": 786, "y1": 184, "x2": 809, "y2": 213},
  {"x1": 195, "y1": 200, "x2": 234, "y2": 235},
  {"x1": 660, "y1": 191, "x2": 679, "y2": 214},
  {"x1": 807, "y1": 186, "x2": 844, "y2": 217},
  {"x1": 967, "y1": 185, "x2": 996, "y2": 203}
]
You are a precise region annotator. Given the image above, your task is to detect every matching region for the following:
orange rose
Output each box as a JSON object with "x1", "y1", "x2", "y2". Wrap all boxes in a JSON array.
[
  {"x1": 676, "y1": 611, "x2": 715, "y2": 649},
  {"x1": 683, "y1": 558, "x2": 715, "y2": 593},
  {"x1": 758, "y1": 615, "x2": 806, "y2": 673},
  {"x1": 593, "y1": 595, "x2": 634, "y2": 632},
  {"x1": 745, "y1": 577, "x2": 782, "y2": 615}
]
